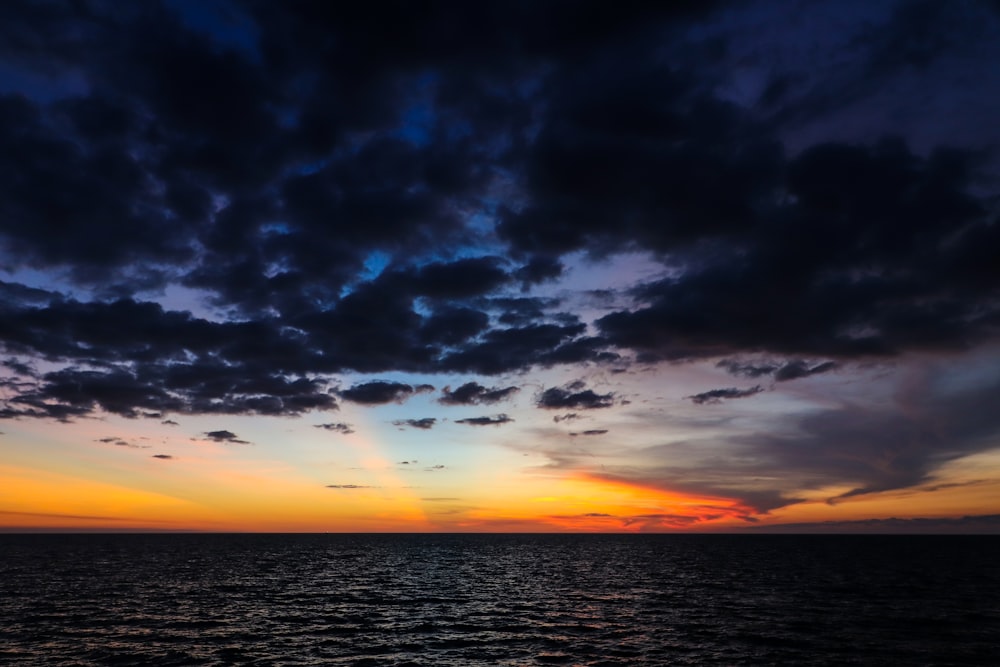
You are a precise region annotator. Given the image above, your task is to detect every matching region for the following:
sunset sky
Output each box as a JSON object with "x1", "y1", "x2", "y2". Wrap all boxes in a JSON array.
[{"x1": 2, "y1": 0, "x2": 999, "y2": 533}]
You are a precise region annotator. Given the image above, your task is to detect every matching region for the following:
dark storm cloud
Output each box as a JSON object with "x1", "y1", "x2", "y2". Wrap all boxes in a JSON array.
[
  {"x1": 406, "y1": 257, "x2": 511, "y2": 300},
  {"x1": 393, "y1": 418, "x2": 437, "y2": 430},
  {"x1": 338, "y1": 381, "x2": 428, "y2": 405},
  {"x1": 438, "y1": 322, "x2": 615, "y2": 376},
  {"x1": 438, "y1": 382, "x2": 519, "y2": 406},
  {"x1": 583, "y1": 373, "x2": 1000, "y2": 514},
  {"x1": 419, "y1": 307, "x2": 490, "y2": 347},
  {"x1": 764, "y1": 377, "x2": 1000, "y2": 504},
  {"x1": 315, "y1": 422, "x2": 354, "y2": 435},
  {"x1": 0, "y1": 0, "x2": 996, "y2": 423},
  {"x1": 595, "y1": 139, "x2": 998, "y2": 361},
  {"x1": 537, "y1": 382, "x2": 615, "y2": 410},
  {"x1": 497, "y1": 60, "x2": 783, "y2": 258},
  {"x1": 514, "y1": 256, "x2": 564, "y2": 287},
  {"x1": 687, "y1": 386, "x2": 765, "y2": 405},
  {"x1": 487, "y1": 297, "x2": 560, "y2": 327},
  {"x1": 203, "y1": 430, "x2": 249, "y2": 444},
  {"x1": 0, "y1": 281, "x2": 59, "y2": 307},
  {"x1": 455, "y1": 414, "x2": 514, "y2": 426}
]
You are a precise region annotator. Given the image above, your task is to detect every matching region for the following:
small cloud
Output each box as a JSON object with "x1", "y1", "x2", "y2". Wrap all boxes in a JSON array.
[
  {"x1": 439, "y1": 382, "x2": 520, "y2": 405},
  {"x1": 398, "y1": 460, "x2": 418, "y2": 465},
  {"x1": 455, "y1": 414, "x2": 513, "y2": 426},
  {"x1": 151, "y1": 454, "x2": 173, "y2": 460},
  {"x1": 537, "y1": 382, "x2": 615, "y2": 410},
  {"x1": 204, "y1": 430, "x2": 250, "y2": 444},
  {"x1": 393, "y1": 417, "x2": 436, "y2": 430},
  {"x1": 142, "y1": 412, "x2": 162, "y2": 419},
  {"x1": 569, "y1": 429, "x2": 609, "y2": 436},
  {"x1": 717, "y1": 358, "x2": 837, "y2": 382},
  {"x1": 553, "y1": 413, "x2": 581, "y2": 423},
  {"x1": 161, "y1": 419, "x2": 179, "y2": 426},
  {"x1": 717, "y1": 359, "x2": 778, "y2": 378},
  {"x1": 97, "y1": 436, "x2": 140, "y2": 448},
  {"x1": 325, "y1": 484, "x2": 375, "y2": 489},
  {"x1": 428, "y1": 464, "x2": 446, "y2": 470},
  {"x1": 687, "y1": 385, "x2": 764, "y2": 405},
  {"x1": 338, "y1": 380, "x2": 425, "y2": 405},
  {"x1": 315, "y1": 422, "x2": 355, "y2": 434},
  {"x1": 774, "y1": 360, "x2": 838, "y2": 382},
  {"x1": 421, "y1": 497, "x2": 460, "y2": 502}
]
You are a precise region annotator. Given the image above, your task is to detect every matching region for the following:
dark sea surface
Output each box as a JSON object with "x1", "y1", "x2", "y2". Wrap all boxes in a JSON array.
[{"x1": 1, "y1": 534, "x2": 998, "y2": 666}]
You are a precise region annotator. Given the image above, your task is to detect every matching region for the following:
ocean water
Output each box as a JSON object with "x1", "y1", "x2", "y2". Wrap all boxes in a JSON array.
[{"x1": 1, "y1": 534, "x2": 997, "y2": 666}]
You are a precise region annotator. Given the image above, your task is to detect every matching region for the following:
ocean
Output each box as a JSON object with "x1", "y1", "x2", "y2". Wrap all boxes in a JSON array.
[{"x1": 1, "y1": 534, "x2": 997, "y2": 665}]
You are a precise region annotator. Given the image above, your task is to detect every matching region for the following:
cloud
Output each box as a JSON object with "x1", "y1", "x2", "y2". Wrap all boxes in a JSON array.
[
  {"x1": 203, "y1": 430, "x2": 250, "y2": 444},
  {"x1": 594, "y1": 138, "x2": 995, "y2": 362},
  {"x1": 715, "y1": 359, "x2": 779, "y2": 379},
  {"x1": 438, "y1": 382, "x2": 520, "y2": 405},
  {"x1": 161, "y1": 419, "x2": 179, "y2": 426},
  {"x1": 96, "y1": 436, "x2": 141, "y2": 448},
  {"x1": 338, "y1": 381, "x2": 431, "y2": 405},
  {"x1": 569, "y1": 429, "x2": 608, "y2": 436},
  {"x1": 687, "y1": 386, "x2": 764, "y2": 405},
  {"x1": 2, "y1": 357, "x2": 36, "y2": 377},
  {"x1": 325, "y1": 484, "x2": 375, "y2": 489},
  {"x1": 455, "y1": 414, "x2": 514, "y2": 426},
  {"x1": 537, "y1": 382, "x2": 615, "y2": 410},
  {"x1": 0, "y1": 0, "x2": 997, "y2": 545},
  {"x1": 315, "y1": 422, "x2": 355, "y2": 434},
  {"x1": 773, "y1": 360, "x2": 838, "y2": 382},
  {"x1": 717, "y1": 358, "x2": 838, "y2": 383},
  {"x1": 587, "y1": 371, "x2": 1000, "y2": 514},
  {"x1": 151, "y1": 454, "x2": 173, "y2": 460},
  {"x1": 393, "y1": 418, "x2": 436, "y2": 430}
]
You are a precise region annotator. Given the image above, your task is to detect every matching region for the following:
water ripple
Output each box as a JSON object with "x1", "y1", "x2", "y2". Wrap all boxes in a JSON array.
[{"x1": 1, "y1": 534, "x2": 998, "y2": 665}]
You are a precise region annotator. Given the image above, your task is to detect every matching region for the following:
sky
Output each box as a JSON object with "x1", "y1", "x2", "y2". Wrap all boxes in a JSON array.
[{"x1": 1, "y1": 0, "x2": 999, "y2": 533}]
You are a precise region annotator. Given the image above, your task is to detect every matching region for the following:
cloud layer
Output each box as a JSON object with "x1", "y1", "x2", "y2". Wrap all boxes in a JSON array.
[{"x1": 1, "y1": 2, "x2": 999, "y2": 528}]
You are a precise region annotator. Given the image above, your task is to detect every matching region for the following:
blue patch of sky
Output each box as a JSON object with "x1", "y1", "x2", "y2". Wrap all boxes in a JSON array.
[
  {"x1": 0, "y1": 266, "x2": 68, "y2": 300},
  {"x1": 360, "y1": 250, "x2": 392, "y2": 281}
]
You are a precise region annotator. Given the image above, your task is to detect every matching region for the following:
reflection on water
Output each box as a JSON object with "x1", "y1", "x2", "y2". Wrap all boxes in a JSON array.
[{"x1": 1, "y1": 534, "x2": 998, "y2": 665}]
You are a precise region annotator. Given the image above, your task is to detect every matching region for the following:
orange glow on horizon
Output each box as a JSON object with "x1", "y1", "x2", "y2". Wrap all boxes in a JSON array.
[{"x1": 451, "y1": 472, "x2": 759, "y2": 532}]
